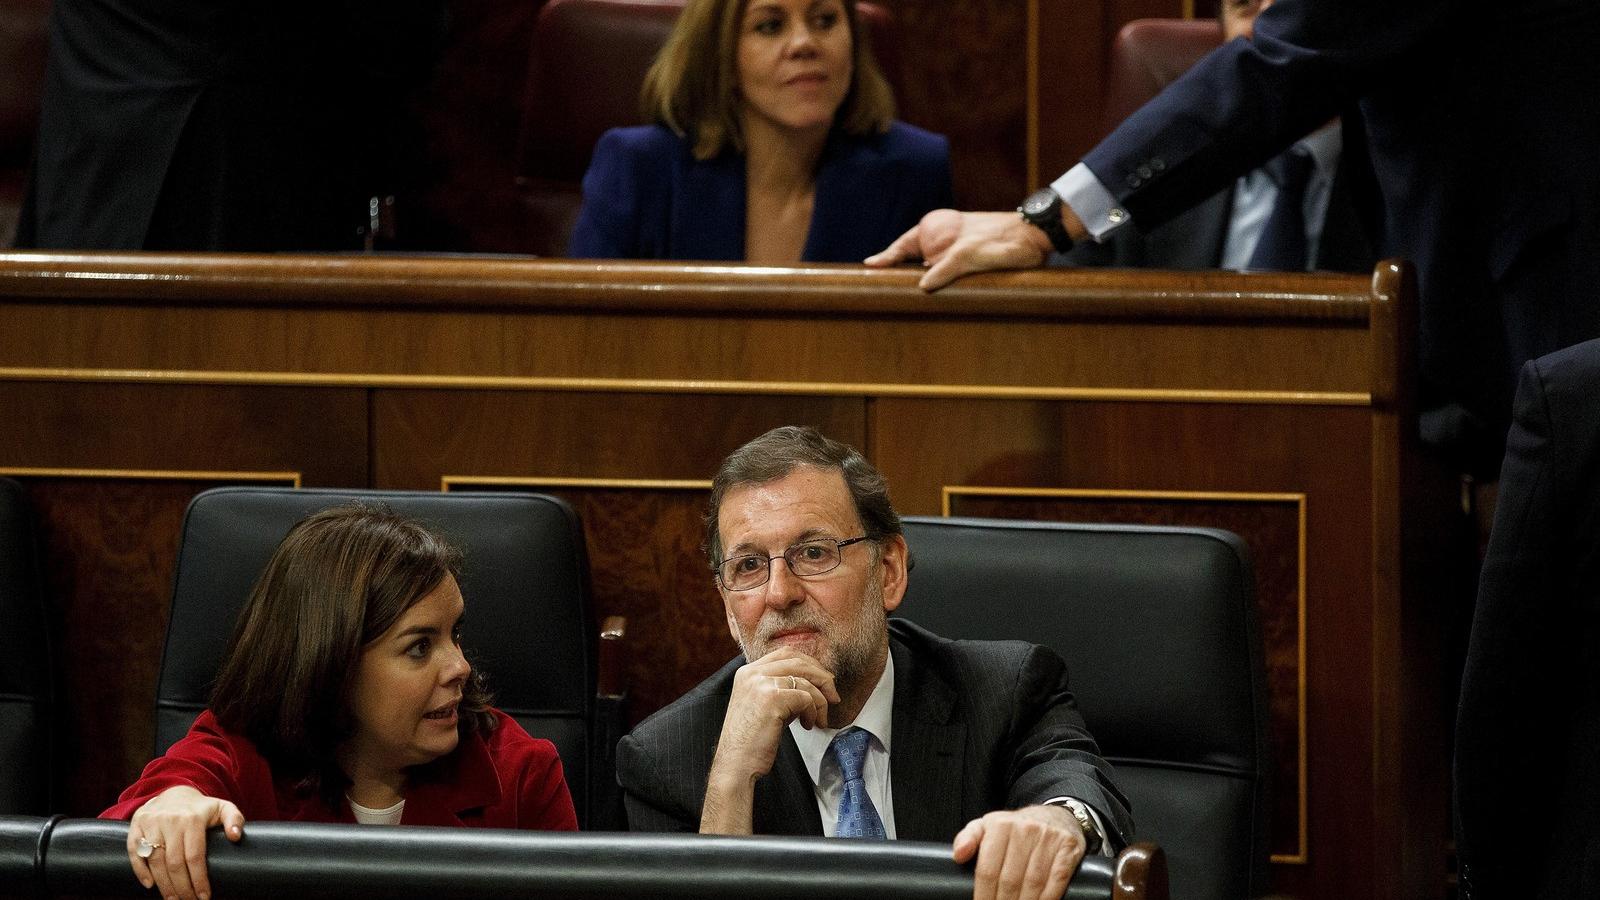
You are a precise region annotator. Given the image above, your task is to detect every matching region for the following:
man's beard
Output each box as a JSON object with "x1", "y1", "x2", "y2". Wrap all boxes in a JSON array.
[{"x1": 736, "y1": 574, "x2": 888, "y2": 716}]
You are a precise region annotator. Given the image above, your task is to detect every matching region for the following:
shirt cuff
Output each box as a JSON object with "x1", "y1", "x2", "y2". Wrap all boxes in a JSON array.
[
  {"x1": 1041, "y1": 796, "x2": 1116, "y2": 857},
  {"x1": 1050, "y1": 164, "x2": 1131, "y2": 243}
]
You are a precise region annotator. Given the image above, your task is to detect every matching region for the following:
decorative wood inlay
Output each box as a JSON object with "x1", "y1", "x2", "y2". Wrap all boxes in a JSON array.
[
  {"x1": 944, "y1": 486, "x2": 1308, "y2": 864},
  {"x1": 1, "y1": 467, "x2": 301, "y2": 485},
  {"x1": 887, "y1": 1, "x2": 1029, "y2": 209},
  {"x1": 444, "y1": 477, "x2": 725, "y2": 725},
  {"x1": 0, "y1": 368, "x2": 1373, "y2": 407},
  {"x1": 14, "y1": 472, "x2": 297, "y2": 815}
]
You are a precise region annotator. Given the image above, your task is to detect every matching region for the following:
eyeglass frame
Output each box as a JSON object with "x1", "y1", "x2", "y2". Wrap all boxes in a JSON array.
[{"x1": 712, "y1": 535, "x2": 876, "y2": 591}]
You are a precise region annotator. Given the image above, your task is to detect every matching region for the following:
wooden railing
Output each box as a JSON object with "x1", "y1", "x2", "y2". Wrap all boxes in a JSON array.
[{"x1": 0, "y1": 253, "x2": 1456, "y2": 900}]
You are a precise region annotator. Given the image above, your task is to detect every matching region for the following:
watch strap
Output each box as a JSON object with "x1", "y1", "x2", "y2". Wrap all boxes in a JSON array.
[
  {"x1": 1044, "y1": 797, "x2": 1105, "y2": 855},
  {"x1": 1018, "y1": 188, "x2": 1075, "y2": 254}
]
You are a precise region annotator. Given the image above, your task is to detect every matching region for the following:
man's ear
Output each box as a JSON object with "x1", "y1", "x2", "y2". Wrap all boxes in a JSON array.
[{"x1": 878, "y1": 533, "x2": 909, "y2": 613}]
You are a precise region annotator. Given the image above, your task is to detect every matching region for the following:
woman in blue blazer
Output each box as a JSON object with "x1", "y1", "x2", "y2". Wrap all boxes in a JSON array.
[{"x1": 568, "y1": 0, "x2": 952, "y2": 263}]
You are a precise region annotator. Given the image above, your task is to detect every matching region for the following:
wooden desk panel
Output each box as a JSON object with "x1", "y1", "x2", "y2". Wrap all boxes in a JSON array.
[
  {"x1": 0, "y1": 253, "x2": 1452, "y2": 900},
  {"x1": 0, "y1": 380, "x2": 367, "y2": 813}
]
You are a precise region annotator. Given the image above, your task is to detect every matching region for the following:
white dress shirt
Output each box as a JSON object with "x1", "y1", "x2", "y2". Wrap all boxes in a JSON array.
[
  {"x1": 1219, "y1": 122, "x2": 1343, "y2": 270},
  {"x1": 785, "y1": 653, "x2": 1112, "y2": 853},
  {"x1": 788, "y1": 653, "x2": 898, "y2": 838}
]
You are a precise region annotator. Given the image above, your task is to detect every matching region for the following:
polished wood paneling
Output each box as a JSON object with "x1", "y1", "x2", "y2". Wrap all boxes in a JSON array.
[
  {"x1": 375, "y1": 388, "x2": 865, "y2": 720},
  {"x1": 878, "y1": 0, "x2": 1195, "y2": 206},
  {"x1": 457, "y1": 482, "x2": 729, "y2": 722},
  {"x1": 372, "y1": 390, "x2": 866, "y2": 486},
  {"x1": 887, "y1": 0, "x2": 1029, "y2": 208},
  {"x1": 871, "y1": 396, "x2": 1384, "y2": 894},
  {"x1": 19, "y1": 477, "x2": 285, "y2": 815},
  {"x1": 1035, "y1": 0, "x2": 1192, "y2": 185},
  {"x1": 0, "y1": 382, "x2": 367, "y2": 482},
  {"x1": 0, "y1": 256, "x2": 1376, "y2": 399},
  {"x1": 0, "y1": 255, "x2": 1453, "y2": 900},
  {"x1": 0, "y1": 382, "x2": 367, "y2": 814}
]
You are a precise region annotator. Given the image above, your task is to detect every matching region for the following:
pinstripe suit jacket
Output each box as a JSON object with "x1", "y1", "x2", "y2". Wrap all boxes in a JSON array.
[{"x1": 616, "y1": 619, "x2": 1134, "y2": 845}]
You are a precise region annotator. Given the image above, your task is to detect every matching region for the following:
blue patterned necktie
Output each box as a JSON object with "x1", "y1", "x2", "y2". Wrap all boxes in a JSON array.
[
  {"x1": 830, "y1": 726, "x2": 886, "y2": 839},
  {"x1": 1247, "y1": 147, "x2": 1316, "y2": 271}
]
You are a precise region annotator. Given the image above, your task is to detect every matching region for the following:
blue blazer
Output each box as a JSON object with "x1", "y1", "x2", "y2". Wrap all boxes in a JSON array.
[
  {"x1": 1455, "y1": 338, "x2": 1600, "y2": 900},
  {"x1": 1079, "y1": 0, "x2": 1600, "y2": 475},
  {"x1": 568, "y1": 121, "x2": 953, "y2": 262}
]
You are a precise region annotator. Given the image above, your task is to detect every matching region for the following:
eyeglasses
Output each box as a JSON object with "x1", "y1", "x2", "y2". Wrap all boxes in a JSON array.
[{"x1": 714, "y1": 536, "x2": 873, "y2": 591}]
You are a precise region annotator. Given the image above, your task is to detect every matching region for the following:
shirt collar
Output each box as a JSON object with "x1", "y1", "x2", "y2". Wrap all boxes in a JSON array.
[{"x1": 789, "y1": 651, "x2": 896, "y2": 784}]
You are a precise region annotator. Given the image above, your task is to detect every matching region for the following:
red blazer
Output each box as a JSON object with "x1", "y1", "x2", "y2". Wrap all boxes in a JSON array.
[{"x1": 102, "y1": 708, "x2": 578, "y2": 830}]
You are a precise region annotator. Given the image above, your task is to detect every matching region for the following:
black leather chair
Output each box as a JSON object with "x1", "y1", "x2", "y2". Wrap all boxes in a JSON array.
[
  {"x1": 897, "y1": 516, "x2": 1270, "y2": 900},
  {"x1": 156, "y1": 487, "x2": 625, "y2": 829},
  {"x1": 0, "y1": 814, "x2": 53, "y2": 896},
  {"x1": 39, "y1": 818, "x2": 1165, "y2": 899},
  {"x1": 0, "y1": 478, "x2": 51, "y2": 816}
]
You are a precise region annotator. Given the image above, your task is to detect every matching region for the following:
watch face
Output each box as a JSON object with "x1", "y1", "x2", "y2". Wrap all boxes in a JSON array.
[{"x1": 1021, "y1": 188, "x2": 1057, "y2": 218}]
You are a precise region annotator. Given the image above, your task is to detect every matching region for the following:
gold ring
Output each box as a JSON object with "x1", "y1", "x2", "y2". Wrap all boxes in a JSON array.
[
  {"x1": 136, "y1": 837, "x2": 164, "y2": 859},
  {"x1": 788, "y1": 675, "x2": 798, "y2": 690}
]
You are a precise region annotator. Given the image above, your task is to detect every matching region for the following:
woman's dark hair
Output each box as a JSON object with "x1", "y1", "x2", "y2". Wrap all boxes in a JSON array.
[{"x1": 209, "y1": 504, "x2": 494, "y2": 800}]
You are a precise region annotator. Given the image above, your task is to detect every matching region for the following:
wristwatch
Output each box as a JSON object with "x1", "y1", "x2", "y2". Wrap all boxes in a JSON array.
[
  {"x1": 1017, "y1": 187, "x2": 1075, "y2": 254},
  {"x1": 1049, "y1": 798, "x2": 1104, "y2": 855}
]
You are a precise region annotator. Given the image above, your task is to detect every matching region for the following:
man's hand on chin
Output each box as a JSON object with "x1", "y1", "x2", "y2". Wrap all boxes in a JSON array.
[
  {"x1": 700, "y1": 647, "x2": 840, "y2": 834},
  {"x1": 952, "y1": 804, "x2": 1088, "y2": 900}
]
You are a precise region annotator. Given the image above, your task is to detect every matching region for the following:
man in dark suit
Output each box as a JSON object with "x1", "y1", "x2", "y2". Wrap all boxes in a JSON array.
[
  {"x1": 17, "y1": 0, "x2": 444, "y2": 251},
  {"x1": 1064, "y1": 0, "x2": 1377, "y2": 274},
  {"x1": 1454, "y1": 338, "x2": 1600, "y2": 899},
  {"x1": 618, "y1": 426, "x2": 1132, "y2": 900},
  {"x1": 868, "y1": 0, "x2": 1600, "y2": 477}
]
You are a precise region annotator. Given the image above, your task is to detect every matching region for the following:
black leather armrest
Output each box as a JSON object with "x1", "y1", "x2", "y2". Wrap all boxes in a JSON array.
[{"x1": 40, "y1": 820, "x2": 1161, "y2": 899}]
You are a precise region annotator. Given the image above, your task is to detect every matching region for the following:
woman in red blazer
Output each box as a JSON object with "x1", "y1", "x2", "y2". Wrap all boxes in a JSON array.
[{"x1": 102, "y1": 505, "x2": 578, "y2": 900}]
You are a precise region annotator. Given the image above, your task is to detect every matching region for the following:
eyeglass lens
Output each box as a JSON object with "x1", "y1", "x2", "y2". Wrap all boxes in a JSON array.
[{"x1": 720, "y1": 539, "x2": 845, "y2": 590}]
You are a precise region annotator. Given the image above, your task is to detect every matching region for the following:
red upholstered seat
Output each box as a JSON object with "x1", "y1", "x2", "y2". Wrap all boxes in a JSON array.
[{"x1": 1101, "y1": 18, "x2": 1222, "y2": 135}]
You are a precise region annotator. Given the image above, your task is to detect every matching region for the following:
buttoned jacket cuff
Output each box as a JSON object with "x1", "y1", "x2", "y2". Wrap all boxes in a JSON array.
[{"x1": 1050, "y1": 164, "x2": 1131, "y2": 242}]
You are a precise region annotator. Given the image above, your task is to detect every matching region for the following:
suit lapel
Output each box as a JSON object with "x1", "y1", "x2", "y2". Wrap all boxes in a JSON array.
[
  {"x1": 888, "y1": 636, "x2": 967, "y2": 842},
  {"x1": 753, "y1": 731, "x2": 824, "y2": 836}
]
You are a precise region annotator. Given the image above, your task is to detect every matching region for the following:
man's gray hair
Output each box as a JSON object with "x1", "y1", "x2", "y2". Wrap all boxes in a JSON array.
[{"x1": 706, "y1": 426, "x2": 904, "y2": 564}]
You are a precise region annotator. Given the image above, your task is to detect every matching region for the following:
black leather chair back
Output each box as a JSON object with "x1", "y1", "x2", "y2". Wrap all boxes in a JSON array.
[
  {"x1": 157, "y1": 487, "x2": 599, "y2": 824},
  {"x1": 0, "y1": 478, "x2": 51, "y2": 815},
  {"x1": 897, "y1": 516, "x2": 1270, "y2": 900}
]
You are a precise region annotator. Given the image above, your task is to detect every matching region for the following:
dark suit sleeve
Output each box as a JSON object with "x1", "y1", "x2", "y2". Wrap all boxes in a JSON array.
[
  {"x1": 1082, "y1": 0, "x2": 1443, "y2": 231},
  {"x1": 1454, "y1": 347, "x2": 1600, "y2": 897},
  {"x1": 1006, "y1": 645, "x2": 1135, "y2": 850},
  {"x1": 569, "y1": 129, "x2": 646, "y2": 259},
  {"x1": 616, "y1": 730, "x2": 701, "y2": 832}
]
